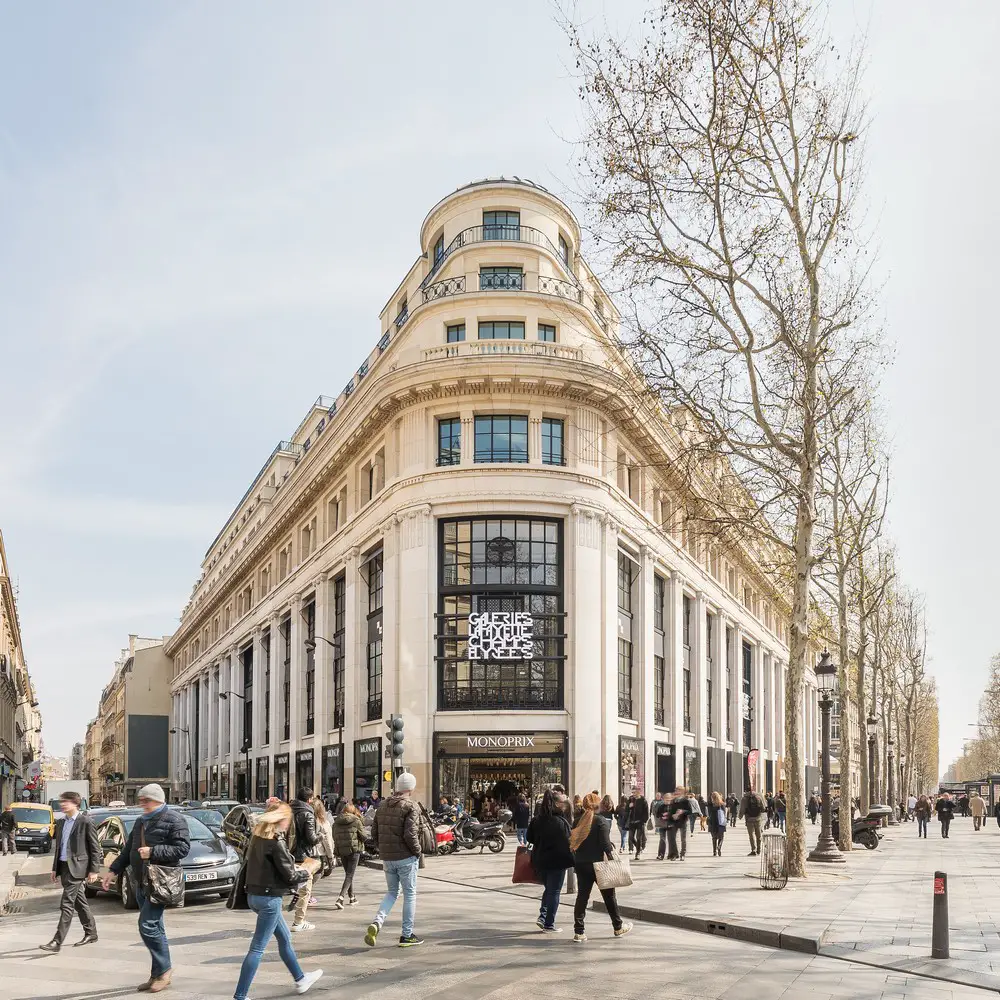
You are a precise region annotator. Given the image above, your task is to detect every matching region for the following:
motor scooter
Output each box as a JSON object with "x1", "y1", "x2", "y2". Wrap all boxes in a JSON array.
[
  {"x1": 449, "y1": 809, "x2": 510, "y2": 854},
  {"x1": 831, "y1": 803, "x2": 892, "y2": 849}
]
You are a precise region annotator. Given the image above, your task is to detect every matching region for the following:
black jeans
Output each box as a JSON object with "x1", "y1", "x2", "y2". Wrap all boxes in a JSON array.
[
  {"x1": 656, "y1": 828, "x2": 667, "y2": 858},
  {"x1": 711, "y1": 829, "x2": 725, "y2": 854},
  {"x1": 917, "y1": 817, "x2": 928, "y2": 837},
  {"x1": 54, "y1": 862, "x2": 96, "y2": 944},
  {"x1": 573, "y1": 863, "x2": 622, "y2": 934},
  {"x1": 666, "y1": 825, "x2": 687, "y2": 859},
  {"x1": 629, "y1": 824, "x2": 646, "y2": 855},
  {"x1": 338, "y1": 852, "x2": 359, "y2": 898},
  {"x1": 940, "y1": 817, "x2": 951, "y2": 838}
]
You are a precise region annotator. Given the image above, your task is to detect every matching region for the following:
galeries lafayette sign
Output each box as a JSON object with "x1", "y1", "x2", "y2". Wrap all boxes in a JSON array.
[{"x1": 467, "y1": 612, "x2": 534, "y2": 660}]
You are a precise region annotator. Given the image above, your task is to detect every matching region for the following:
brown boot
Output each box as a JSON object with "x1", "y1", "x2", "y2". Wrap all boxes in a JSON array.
[{"x1": 148, "y1": 971, "x2": 172, "y2": 993}]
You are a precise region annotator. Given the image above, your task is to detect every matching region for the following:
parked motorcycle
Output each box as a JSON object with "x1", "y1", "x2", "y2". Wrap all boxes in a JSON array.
[
  {"x1": 831, "y1": 803, "x2": 892, "y2": 849},
  {"x1": 449, "y1": 809, "x2": 510, "y2": 854}
]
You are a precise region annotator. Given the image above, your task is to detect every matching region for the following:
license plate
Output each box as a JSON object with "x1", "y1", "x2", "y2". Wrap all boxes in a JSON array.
[
  {"x1": 185, "y1": 870, "x2": 218, "y2": 883},
  {"x1": 15, "y1": 837, "x2": 31, "y2": 843}
]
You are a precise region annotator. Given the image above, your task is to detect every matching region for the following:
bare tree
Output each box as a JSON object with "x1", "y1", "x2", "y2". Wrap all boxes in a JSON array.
[{"x1": 569, "y1": 0, "x2": 872, "y2": 874}]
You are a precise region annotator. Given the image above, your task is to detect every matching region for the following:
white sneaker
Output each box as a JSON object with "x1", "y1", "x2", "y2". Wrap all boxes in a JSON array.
[
  {"x1": 296, "y1": 969, "x2": 323, "y2": 994},
  {"x1": 573, "y1": 932, "x2": 587, "y2": 943},
  {"x1": 542, "y1": 926, "x2": 563, "y2": 934},
  {"x1": 615, "y1": 920, "x2": 634, "y2": 938},
  {"x1": 290, "y1": 921, "x2": 315, "y2": 933}
]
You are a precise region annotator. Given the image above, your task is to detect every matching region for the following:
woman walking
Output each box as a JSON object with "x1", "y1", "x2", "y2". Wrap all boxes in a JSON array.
[
  {"x1": 707, "y1": 791, "x2": 727, "y2": 856},
  {"x1": 614, "y1": 797, "x2": 629, "y2": 854},
  {"x1": 233, "y1": 803, "x2": 322, "y2": 1000},
  {"x1": 332, "y1": 803, "x2": 366, "y2": 909},
  {"x1": 312, "y1": 798, "x2": 336, "y2": 898},
  {"x1": 527, "y1": 790, "x2": 574, "y2": 933},
  {"x1": 915, "y1": 794, "x2": 932, "y2": 838},
  {"x1": 569, "y1": 792, "x2": 633, "y2": 943}
]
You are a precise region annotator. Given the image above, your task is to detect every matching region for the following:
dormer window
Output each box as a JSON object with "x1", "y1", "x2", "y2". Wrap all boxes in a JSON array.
[{"x1": 483, "y1": 210, "x2": 520, "y2": 241}]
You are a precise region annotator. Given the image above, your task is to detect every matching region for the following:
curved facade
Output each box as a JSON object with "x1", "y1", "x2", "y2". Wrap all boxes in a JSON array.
[{"x1": 166, "y1": 179, "x2": 820, "y2": 806}]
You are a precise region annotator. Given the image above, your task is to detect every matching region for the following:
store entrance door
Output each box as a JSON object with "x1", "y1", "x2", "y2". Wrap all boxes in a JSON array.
[{"x1": 468, "y1": 759, "x2": 532, "y2": 818}]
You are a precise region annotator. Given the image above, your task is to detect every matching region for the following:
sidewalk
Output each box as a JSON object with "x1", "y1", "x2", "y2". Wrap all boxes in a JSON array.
[{"x1": 0, "y1": 851, "x2": 28, "y2": 915}]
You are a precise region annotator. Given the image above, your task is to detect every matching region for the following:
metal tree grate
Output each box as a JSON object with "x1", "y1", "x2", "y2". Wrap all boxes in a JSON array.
[{"x1": 759, "y1": 829, "x2": 788, "y2": 889}]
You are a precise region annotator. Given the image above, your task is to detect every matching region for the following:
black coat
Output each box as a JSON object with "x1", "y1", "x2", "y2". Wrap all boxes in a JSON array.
[
  {"x1": 706, "y1": 802, "x2": 727, "y2": 834},
  {"x1": 571, "y1": 813, "x2": 615, "y2": 864},
  {"x1": 666, "y1": 795, "x2": 692, "y2": 829},
  {"x1": 526, "y1": 813, "x2": 573, "y2": 873},
  {"x1": 52, "y1": 814, "x2": 101, "y2": 878},
  {"x1": 627, "y1": 796, "x2": 649, "y2": 826},
  {"x1": 109, "y1": 806, "x2": 189, "y2": 883},
  {"x1": 512, "y1": 801, "x2": 531, "y2": 828},
  {"x1": 290, "y1": 798, "x2": 319, "y2": 863},
  {"x1": 935, "y1": 799, "x2": 955, "y2": 821},
  {"x1": 245, "y1": 835, "x2": 309, "y2": 897}
]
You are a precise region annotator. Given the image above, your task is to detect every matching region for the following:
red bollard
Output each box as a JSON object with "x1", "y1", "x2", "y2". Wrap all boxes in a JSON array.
[{"x1": 932, "y1": 871, "x2": 949, "y2": 959}]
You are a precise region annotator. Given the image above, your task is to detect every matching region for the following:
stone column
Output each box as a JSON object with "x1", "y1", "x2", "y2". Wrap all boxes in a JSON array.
[
  {"x1": 753, "y1": 641, "x2": 765, "y2": 789},
  {"x1": 206, "y1": 669, "x2": 217, "y2": 768},
  {"x1": 313, "y1": 573, "x2": 331, "y2": 740},
  {"x1": 460, "y1": 414, "x2": 474, "y2": 464},
  {"x1": 712, "y1": 612, "x2": 727, "y2": 746},
  {"x1": 381, "y1": 517, "x2": 399, "y2": 723},
  {"x1": 288, "y1": 594, "x2": 304, "y2": 751},
  {"x1": 601, "y1": 517, "x2": 620, "y2": 796},
  {"x1": 639, "y1": 546, "x2": 656, "y2": 791},
  {"x1": 693, "y1": 592, "x2": 708, "y2": 794}
]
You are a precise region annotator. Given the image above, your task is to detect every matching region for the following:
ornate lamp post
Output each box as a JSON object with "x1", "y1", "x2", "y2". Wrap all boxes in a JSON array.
[
  {"x1": 886, "y1": 732, "x2": 898, "y2": 825},
  {"x1": 866, "y1": 713, "x2": 878, "y2": 806},
  {"x1": 899, "y1": 752, "x2": 907, "y2": 819},
  {"x1": 808, "y1": 651, "x2": 845, "y2": 864}
]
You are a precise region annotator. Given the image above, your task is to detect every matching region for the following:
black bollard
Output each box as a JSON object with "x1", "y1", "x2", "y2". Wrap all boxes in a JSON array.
[{"x1": 931, "y1": 871, "x2": 949, "y2": 959}]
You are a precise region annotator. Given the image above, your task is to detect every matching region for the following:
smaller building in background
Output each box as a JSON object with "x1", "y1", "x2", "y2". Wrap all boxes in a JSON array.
[
  {"x1": 90, "y1": 636, "x2": 172, "y2": 805},
  {"x1": 71, "y1": 743, "x2": 85, "y2": 781}
]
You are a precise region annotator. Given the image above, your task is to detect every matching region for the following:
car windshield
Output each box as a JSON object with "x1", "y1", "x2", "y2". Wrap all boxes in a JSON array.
[
  {"x1": 122, "y1": 813, "x2": 216, "y2": 842},
  {"x1": 13, "y1": 806, "x2": 50, "y2": 824},
  {"x1": 187, "y1": 810, "x2": 223, "y2": 827}
]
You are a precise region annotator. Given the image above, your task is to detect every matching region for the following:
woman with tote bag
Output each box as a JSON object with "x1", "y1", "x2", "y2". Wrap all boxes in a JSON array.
[{"x1": 569, "y1": 793, "x2": 634, "y2": 943}]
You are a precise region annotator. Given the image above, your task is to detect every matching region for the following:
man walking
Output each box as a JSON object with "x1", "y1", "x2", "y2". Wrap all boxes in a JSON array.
[
  {"x1": 970, "y1": 790, "x2": 986, "y2": 832},
  {"x1": 935, "y1": 792, "x2": 955, "y2": 839},
  {"x1": 364, "y1": 772, "x2": 425, "y2": 949},
  {"x1": 0, "y1": 804, "x2": 15, "y2": 855},
  {"x1": 103, "y1": 784, "x2": 189, "y2": 993},
  {"x1": 628, "y1": 791, "x2": 649, "y2": 860},
  {"x1": 38, "y1": 792, "x2": 101, "y2": 952},
  {"x1": 652, "y1": 793, "x2": 669, "y2": 860},
  {"x1": 738, "y1": 787, "x2": 766, "y2": 856},
  {"x1": 289, "y1": 787, "x2": 321, "y2": 933}
]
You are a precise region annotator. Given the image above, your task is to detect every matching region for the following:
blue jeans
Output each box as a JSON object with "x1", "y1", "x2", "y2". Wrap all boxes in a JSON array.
[
  {"x1": 689, "y1": 814, "x2": 697, "y2": 834},
  {"x1": 133, "y1": 883, "x2": 170, "y2": 979},
  {"x1": 375, "y1": 856, "x2": 418, "y2": 937},
  {"x1": 538, "y1": 868, "x2": 565, "y2": 929},
  {"x1": 234, "y1": 895, "x2": 304, "y2": 1000},
  {"x1": 618, "y1": 825, "x2": 627, "y2": 851},
  {"x1": 516, "y1": 828, "x2": 528, "y2": 846}
]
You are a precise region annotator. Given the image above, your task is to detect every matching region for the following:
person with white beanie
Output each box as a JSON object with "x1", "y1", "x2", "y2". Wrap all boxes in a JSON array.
[{"x1": 363, "y1": 772, "x2": 426, "y2": 949}]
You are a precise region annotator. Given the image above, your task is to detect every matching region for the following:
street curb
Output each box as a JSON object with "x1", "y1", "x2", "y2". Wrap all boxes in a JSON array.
[{"x1": 591, "y1": 900, "x2": 820, "y2": 954}]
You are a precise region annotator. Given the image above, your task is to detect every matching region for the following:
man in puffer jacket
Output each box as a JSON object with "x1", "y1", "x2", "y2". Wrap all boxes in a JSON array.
[
  {"x1": 363, "y1": 773, "x2": 424, "y2": 950},
  {"x1": 288, "y1": 788, "x2": 320, "y2": 932}
]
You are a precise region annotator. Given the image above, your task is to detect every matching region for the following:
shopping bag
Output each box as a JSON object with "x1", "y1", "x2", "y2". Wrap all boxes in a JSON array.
[{"x1": 512, "y1": 845, "x2": 542, "y2": 885}]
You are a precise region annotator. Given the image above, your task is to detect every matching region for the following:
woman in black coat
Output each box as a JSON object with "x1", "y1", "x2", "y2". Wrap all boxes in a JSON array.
[
  {"x1": 233, "y1": 804, "x2": 322, "y2": 1000},
  {"x1": 526, "y1": 790, "x2": 574, "y2": 932},
  {"x1": 570, "y1": 793, "x2": 633, "y2": 941}
]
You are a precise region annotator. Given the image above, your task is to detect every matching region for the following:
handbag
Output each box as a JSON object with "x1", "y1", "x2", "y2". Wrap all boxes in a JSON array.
[
  {"x1": 226, "y1": 858, "x2": 249, "y2": 910},
  {"x1": 593, "y1": 856, "x2": 633, "y2": 891},
  {"x1": 512, "y1": 845, "x2": 542, "y2": 885},
  {"x1": 141, "y1": 825, "x2": 185, "y2": 908}
]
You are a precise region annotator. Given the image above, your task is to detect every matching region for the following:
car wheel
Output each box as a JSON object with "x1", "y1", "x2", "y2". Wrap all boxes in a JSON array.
[{"x1": 121, "y1": 871, "x2": 139, "y2": 910}]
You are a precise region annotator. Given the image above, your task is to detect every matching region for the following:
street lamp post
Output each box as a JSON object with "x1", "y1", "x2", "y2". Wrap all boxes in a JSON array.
[
  {"x1": 899, "y1": 752, "x2": 907, "y2": 819},
  {"x1": 866, "y1": 713, "x2": 878, "y2": 808},
  {"x1": 887, "y1": 734, "x2": 898, "y2": 825},
  {"x1": 169, "y1": 727, "x2": 193, "y2": 802},
  {"x1": 808, "y1": 651, "x2": 845, "y2": 864}
]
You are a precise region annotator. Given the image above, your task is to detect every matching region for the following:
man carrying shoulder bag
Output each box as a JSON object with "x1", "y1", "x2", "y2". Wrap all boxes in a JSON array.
[{"x1": 39, "y1": 791, "x2": 102, "y2": 953}]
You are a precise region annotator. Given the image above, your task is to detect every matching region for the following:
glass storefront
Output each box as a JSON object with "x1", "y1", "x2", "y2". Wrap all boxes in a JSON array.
[
  {"x1": 354, "y1": 737, "x2": 382, "y2": 804},
  {"x1": 210, "y1": 764, "x2": 219, "y2": 797},
  {"x1": 234, "y1": 760, "x2": 248, "y2": 802},
  {"x1": 619, "y1": 736, "x2": 645, "y2": 799},
  {"x1": 273, "y1": 753, "x2": 289, "y2": 801},
  {"x1": 220, "y1": 763, "x2": 231, "y2": 798},
  {"x1": 321, "y1": 744, "x2": 343, "y2": 801},
  {"x1": 437, "y1": 517, "x2": 565, "y2": 711},
  {"x1": 434, "y1": 731, "x2": 566, "y2": 817},
  {"x1": 683, "y1": 746, "x2": 701, "y2": 794},
  {"x1": 295, "y1": 749, "x2": 314, "y2": 795}
]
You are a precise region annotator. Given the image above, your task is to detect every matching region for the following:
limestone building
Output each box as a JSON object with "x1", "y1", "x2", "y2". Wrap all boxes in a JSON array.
[{"x1": 166, "y1": 178, "x2": 820, "y2": 806}]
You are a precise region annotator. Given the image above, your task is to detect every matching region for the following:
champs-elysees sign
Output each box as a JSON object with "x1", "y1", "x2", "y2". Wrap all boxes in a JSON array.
[{"x1": 467, "y1": 612, "x2": 534, "y2": 661}]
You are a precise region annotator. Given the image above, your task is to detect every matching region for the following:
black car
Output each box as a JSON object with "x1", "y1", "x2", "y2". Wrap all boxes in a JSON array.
[
  {"x1": 87, "y1": 808, "x2": 241, "y2": 908},
  {"x1": 175, "y1": 807, "x2": 226, "y2": 836}
]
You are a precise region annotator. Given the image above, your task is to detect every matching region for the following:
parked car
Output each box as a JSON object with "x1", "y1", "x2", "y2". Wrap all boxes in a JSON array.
[
  {"x1": 220, "y1": 803, "x2": 264, "y2": 859},
  {"x1": 11, "y1": 802, "x2": 55, "y2": 854},
  {"x1": 175, "y1": 807, "x2": 226, "y2": 835},
  {"x1": 201, "y1": 799, "x2": 241, "y2": 815},
  {"x1": 87, "y1": 808, "x2": 240, "y2": 908}
]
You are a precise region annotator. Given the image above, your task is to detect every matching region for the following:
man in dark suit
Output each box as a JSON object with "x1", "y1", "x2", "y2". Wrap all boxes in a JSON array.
[{"x1": 39, "y1": 791, "x2": 101, "y2": 952}]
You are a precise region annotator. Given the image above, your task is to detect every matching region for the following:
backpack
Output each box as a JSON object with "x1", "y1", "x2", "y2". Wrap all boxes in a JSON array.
[
  {"x1": 745, "y1": 794, "x2": 762, "y2": 818},
  {"x1": 417, "y1": 803, "x2": 436, "y2": 855}
]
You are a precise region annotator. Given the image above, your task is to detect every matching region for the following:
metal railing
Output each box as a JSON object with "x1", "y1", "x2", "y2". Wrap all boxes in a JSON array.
[
  {"x1": 479, "y1": 270, "x2": 523, "y2": 291},
  {"x1": 366, "y1": 696, "x2": 383, "y2": 722},
  {"x1": 618, "y1": 696, "x2": 634, "y2": 720},
  {"x1": 423, "y1": 275, "x2": 466, "y2": 303},
  {"x1": 538, "y1": 274, "x2": 582, "y2": 302},
  {"x1": 419, "y1": 224, "x2": 575, "y2": 290}
]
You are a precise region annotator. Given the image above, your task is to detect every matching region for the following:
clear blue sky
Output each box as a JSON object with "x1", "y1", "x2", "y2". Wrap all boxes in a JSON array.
[{"x1": 1, "y1": 2, "x2": 996, "y2": 772}]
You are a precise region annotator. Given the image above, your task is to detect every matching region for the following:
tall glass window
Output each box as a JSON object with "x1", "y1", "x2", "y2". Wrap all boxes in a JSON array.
[
  {"x1": 558, "y1": 233, "x2": 569, "y2": 265},
  {"x1": 241, "y1": 646, "x2": 253, "y2": 748},
  {"x1": 332, "y1": 574, "x2": 346, "y2": 730},
  {"x1": 446, "y1": 323, "x2": 465, "y2": 343},
  {"x1": 726, "y1": 627, "x2": 733, "y2": 742},
  {"x1": 618, "y1": 638, "x2": 633, "y2": 720},
  {"x1": 280, "y1": 617, "x2": 291, "y2": 742},
  {"x1": 474, "y1": 416, "x2": 528, "y2": 463},
  {"x1": 653, "y1": 574, "x2": 666, "y2": 726},
  {"x1": 706, "y1": 613, "x2": 714, "y2": 738},
  {"x1": 433, "y1": 233, "x2": 445, "y2": 265},
  {"x1": 538, "y1": 323, "x2": 556, "y2": 342},
  {"x1": 742, "y1": 641, "x2": 753, "y2": 748},
  {"x1": 437, "y1": 418, "x2": 462, "y2": 466},
  {"x1": 483, "y1": 209, "x2": 520, "y2": 240},
  {"x1": 304, "y1": 599, "x2": 316, "y2": 736},
  {"x1": 478, "y1": 320, "x2": 525, "y2": 340},
  {"x1": 366, "y1": 552, "x2": 384, "y2": 721},
  {"x1": 654, "y1": 655, "x2": 665, "y2": 727},
  {"x1": 479, "y1": 266, "x2": 522, "y2": 291},
  {"x1": 262, "y1": 631, "x2": 270, "y2": 745},
  {"x1": 683, "y1": 596, "x2": 692, "y2": 732},
  {"x1": 617, "y1": 552, "x2": 635, "y2": 720},
  {"x1": 541, "y1": 418, "x2": 564, "y2": 466},
  {"x1": 438, "y1": 517, "x2": 563, "y2": 711}
]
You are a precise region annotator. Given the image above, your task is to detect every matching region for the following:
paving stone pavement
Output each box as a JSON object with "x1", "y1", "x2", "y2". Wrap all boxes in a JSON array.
[{"x1": 0, "y1": 829, "x2": 997, "y2": 1000}]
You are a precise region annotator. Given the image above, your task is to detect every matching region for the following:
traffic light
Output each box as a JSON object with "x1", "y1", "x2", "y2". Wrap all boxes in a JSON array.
[{"x1": 386, "y1": 715, "x2": 404, "y2": 759}]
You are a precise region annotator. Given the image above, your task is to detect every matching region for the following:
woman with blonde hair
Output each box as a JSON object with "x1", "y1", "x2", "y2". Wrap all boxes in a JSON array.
[
  {"x1": 569, "y1": 792, "x2": 633, "y2": 943},
  {"x1": 233, "y1": 803, "x2": 323, "y2": 1000},
  {"x1": 312, "y1": 797, "x2": 336, "y2": 881}
]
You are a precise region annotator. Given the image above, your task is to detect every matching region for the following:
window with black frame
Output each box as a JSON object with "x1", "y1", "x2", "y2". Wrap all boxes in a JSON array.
[
  {"x1": 262, "y1": 630, "x2": 271, "y2": 745},
  {"x1": 365, "y1": 552, "x2": 384, "y2": 721},
  {"x1": 304, "y1": 599, "x2": 316, "y2": 736},
  {"x1": 281, "y1": 616, "x2": 291, "y2": 741},
  {"x1": 333, "y1": 574, "x2": 346, "y2": 729},
  {"x1": 438, "y1": 517, "x2": 564, "y2": 711}
]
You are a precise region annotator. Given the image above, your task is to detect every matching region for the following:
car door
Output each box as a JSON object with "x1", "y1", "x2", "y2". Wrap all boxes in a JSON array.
[{"x1": 97, "y1": 819, "x2": 123, "y2": 883}]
